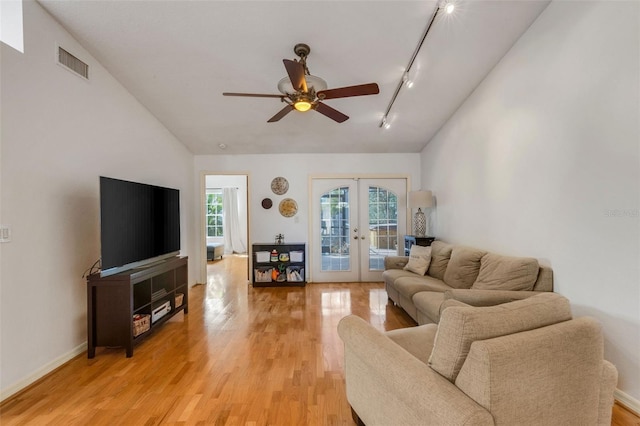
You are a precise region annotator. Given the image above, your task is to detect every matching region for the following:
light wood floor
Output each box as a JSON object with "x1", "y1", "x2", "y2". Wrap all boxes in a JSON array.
[{"x1": 1, "y1": 255, "x2": 638, "y2": 425}]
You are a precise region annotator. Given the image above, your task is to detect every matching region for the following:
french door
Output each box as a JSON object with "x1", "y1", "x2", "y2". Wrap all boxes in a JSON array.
[{"x1": 311, "y1": 178, "x2": 407, "y2": 282}]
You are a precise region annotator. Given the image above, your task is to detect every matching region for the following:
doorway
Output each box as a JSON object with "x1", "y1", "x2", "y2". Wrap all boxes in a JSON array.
[
  {"x1": 310, "y1": 178, "x2": 407, "y2": 282},
  {"x1": 201, "y1": 174, "x2": 249, "y2": 284}
]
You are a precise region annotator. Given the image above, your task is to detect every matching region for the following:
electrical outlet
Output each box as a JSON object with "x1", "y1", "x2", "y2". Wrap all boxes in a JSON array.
[{"x1": 0, "y1": 225, "x2": 11, "y2": 243}]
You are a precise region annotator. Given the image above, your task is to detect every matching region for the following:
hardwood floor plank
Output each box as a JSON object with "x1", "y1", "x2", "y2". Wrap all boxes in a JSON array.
[{"x1": 0, "y1": 254, "x2": 637, "y2": 425}]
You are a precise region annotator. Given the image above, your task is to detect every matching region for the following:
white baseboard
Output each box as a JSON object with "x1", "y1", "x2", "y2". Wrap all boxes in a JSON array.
[
  {"x1": 0, "y1": 341, "x2": 87, "y2": 403},
  {"x1": 615, "y1": 388, "x2": 640, "y2": 416}
]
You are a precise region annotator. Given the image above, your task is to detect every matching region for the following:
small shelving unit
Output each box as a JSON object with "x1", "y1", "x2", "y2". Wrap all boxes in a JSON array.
[
  {"x1": 87, "y1": 256, "x2": 188, "y2": 358},
  {"x1": 404, "y1": 235, "x2": 435, "y2": 255},
  {"x1": 252, "y1": 243, "x2": 306, "y2": 287}
]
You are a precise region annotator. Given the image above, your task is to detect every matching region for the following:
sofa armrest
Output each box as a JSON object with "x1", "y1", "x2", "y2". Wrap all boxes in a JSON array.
[
  {"x1": 384, "y1": 256, "x2": 409, "y2": 270},
  {"x1": 337, "y1": 315, "x2": 493, "y2": 426},
  {"x1": 444, "y1": 289, "x2": 546, "y2": 307}
]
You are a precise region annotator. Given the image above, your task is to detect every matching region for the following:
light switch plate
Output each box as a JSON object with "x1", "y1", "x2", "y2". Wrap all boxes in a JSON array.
[{"x1": 0, "y1": 225, "x2": 11, "y2": 243}]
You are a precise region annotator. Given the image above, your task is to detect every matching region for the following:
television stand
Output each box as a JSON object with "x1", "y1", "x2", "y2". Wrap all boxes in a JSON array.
[
  {"x1": 134, "y1": 257, "x2": 175, "y2": 269},
  {"x1": 87, "y1": 256, "x2": 188, "y2": 358}
]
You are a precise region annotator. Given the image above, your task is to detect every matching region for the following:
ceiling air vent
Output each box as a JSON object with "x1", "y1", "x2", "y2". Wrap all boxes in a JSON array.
[{"x1": 57, "y1": 46, "x2": 89, "y2": 79}]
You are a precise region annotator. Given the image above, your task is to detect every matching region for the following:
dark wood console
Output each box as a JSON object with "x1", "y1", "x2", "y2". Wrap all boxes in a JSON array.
[
  {"x1": 404, "y1": 235, "x2": 435, "y2": 255},
  {"x1": 87, "y1": 256, "x2": 188, "y2": 358}
]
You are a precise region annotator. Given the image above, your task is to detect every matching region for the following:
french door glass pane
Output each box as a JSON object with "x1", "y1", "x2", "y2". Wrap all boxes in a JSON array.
[
  {"x1": 320, "y1": 187, "x2": 350, "y2": 271},
  {"x1": 368, "y1": 186, "x2": 398, "y2": 270}
]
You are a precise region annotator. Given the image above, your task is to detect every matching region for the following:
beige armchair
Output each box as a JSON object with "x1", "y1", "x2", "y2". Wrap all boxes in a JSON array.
[{"x1": 338, "y1": 293, "x2": 617, "y2": 426}]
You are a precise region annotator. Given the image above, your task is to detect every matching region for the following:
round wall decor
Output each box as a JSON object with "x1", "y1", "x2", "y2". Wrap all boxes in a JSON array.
[
  {"x1": 261, "y1": 198, "x2": 273, "y2": 209},
  {"x1": 271, "y1": 176, "x2": 289, "y2": 195},
  {"x1": 278, "y1": 198, "x2": 298, "y2": 217}
]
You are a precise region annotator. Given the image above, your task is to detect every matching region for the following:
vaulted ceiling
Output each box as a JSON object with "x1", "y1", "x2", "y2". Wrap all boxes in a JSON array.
[{"x1": 38, "y1": 0, "x2": 550, "y2": 155}]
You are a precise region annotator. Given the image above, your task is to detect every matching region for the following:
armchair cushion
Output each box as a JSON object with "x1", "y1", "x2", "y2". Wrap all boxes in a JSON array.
[
  {"x1": 428, "y1": 293, "x2": 572, "y2": 382},
  {"x1": 385, "y1": 324, "x2": 438, "y2": 364},
  {"x1": 472, "y1": 253, "x2": 539, "y2": 291}
]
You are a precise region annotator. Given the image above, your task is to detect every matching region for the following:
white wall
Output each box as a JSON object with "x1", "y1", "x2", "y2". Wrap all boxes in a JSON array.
[
  {"x1": 0, "y1": 1, "x2": 195, "y2": 400},
  {"x1": 421, "y1": 0, "x2": 639, "y2": 403},
  {"x1": 194, "y1": 153, "x2": 420, "y2": 283}
]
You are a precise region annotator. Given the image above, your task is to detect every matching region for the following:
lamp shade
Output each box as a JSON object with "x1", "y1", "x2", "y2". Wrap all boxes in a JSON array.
[{"x1": 408, "y1": 190, "x2": 433, "y2": 209}]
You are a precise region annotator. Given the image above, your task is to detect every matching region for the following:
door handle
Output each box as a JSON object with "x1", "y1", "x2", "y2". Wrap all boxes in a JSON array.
[
  {"x1": 353, "y1": 236, "x2": 358, "y2": 240},
  {"x1": 361, "y1": 236, "x2": 365, "y2": 240}
]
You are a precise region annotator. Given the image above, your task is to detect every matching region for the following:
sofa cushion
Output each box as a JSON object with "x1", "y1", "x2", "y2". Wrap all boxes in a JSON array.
[
  {"x1": 413, "y1": 291, "x2": 447, "y2": 324},
  {"x1": 395, "y1": 276, "x2": 452, "y2": 300},
  {"x1": 472, "y1": 253, "x2": 539, "y2": 291},
  {"x1": 427, "y1": 241, "x2": 453, "y2": 280},
  {"x1": 382, "y1": 269, "x2": 423, "y2": 289},
  {"x1": 403, "y1": 245, "x2": 432, "y2": 275},
  {"x1": 443, "y1": 247, "x2": 486, "y2": 289},
  {"x1": 428, "y1": 293, "x2": 572, "y2": 382}
]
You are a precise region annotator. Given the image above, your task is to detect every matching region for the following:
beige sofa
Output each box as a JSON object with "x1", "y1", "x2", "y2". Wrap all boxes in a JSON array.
[
  {"x1": 338, "y1": 293, "x2": 618, "y2": 426},
  {"x1": 383, "y1": 241, "x2": 554, "y2": 324}
]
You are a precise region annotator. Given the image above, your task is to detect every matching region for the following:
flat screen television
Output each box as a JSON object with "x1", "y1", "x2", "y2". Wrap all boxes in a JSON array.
[{"x1": 100, "y1": 176, "x2": 180, "y2": 277}]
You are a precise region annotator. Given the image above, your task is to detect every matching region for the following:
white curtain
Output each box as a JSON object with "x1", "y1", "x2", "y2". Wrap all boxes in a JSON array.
[{"x1": 223, "y1": 188, "x2": 246, "y2": 254}]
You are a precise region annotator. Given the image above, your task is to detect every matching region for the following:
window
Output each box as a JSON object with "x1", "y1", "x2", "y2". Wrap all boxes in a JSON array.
[
  {"x1": 206, "y1": 190, "x2": 223, "y2": 237},
  {"x1": 320, "y1": 186, "x2": 350, "y2": 271}
]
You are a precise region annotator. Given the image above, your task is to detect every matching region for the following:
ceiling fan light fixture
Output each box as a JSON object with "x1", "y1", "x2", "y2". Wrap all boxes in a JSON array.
[
  {"x1": 294, "y1": 101, "x2": 312, "y2": 112},
  {"x1": 222, "y1": 43, "x2": 378, "y2": 123}
]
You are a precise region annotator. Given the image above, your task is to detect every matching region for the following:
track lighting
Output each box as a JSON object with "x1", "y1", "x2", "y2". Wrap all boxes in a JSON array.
[
  {"x1": 402, "y1": 72, "x2": 414, "y2": 88},
  {"x1": 444, "y1": 1, "x2": 455, "y2": 14},
  {"x1": 379, "y1": 3, "x2": 447, "y2": 129}
]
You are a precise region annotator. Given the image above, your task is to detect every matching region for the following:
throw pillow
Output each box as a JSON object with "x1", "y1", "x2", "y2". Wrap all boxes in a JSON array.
[
  {"x1": 442, "y1": 246, "x2": 486, "y2": 289},
  {"x1": 427, "y1": 241, "x2": 453, "y2": 280},
  {"x1": 428, "y1": 293, "x2": 572, "y2": 383},
  {"x1": 472, "y1": 253, "x2": 539, "y2": 291},
  {"x1": 403, "y1": 245, "x2": 432, "y2": 275}
]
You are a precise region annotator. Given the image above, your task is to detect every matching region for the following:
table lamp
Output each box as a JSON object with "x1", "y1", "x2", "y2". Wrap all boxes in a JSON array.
[{"x1": 408, "y1": 190, "x2": 433, "y2": 237}]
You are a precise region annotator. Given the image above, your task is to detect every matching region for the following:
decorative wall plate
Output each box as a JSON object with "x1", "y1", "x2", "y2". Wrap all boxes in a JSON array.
[
  {"x1": 279, "y1": 198, "x2": 298, "y2": 217},
  {"x1": 261, "y1": 198, "x2": 273, "y2": 209},
  {"x1": 271, "y1": 176, "x2": 289, "y2": 195}
]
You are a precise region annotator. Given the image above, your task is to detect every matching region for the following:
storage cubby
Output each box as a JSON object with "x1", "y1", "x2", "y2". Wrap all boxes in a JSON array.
[
  {"x1": 252, "y1": 243, "x2": 306, "y2": 287},
  {"x1": 87, "y1": 256, "x2": 188, "y2": 358}
]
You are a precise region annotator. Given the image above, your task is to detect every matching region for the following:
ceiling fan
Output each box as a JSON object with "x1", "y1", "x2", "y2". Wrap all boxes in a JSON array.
[{"x1": 223, "y1": 43, "x2": 380, "y2": 123}]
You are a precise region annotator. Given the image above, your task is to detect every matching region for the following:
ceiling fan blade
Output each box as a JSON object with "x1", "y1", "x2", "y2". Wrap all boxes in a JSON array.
[
  {"x1": 317, "y1": 83, "x2": 379, "y2": 100},
  {"x1": 314, "y1": 102, "x2": 349, "y2": 123},
  {"x1": 223, "y1": 92, "x2": 284, "y2": 98},
  {"x1": 267, "y1": 104, "x2": 295, "y2": 123},
  {"x1": 283, "y1": 59, "x2": 308, "y2": 92}
]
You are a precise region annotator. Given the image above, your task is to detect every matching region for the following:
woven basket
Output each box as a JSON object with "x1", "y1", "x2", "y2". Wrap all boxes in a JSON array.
[
  {"x1": 133, "y1": 314, "x2": 150, "y2": 337},
  {"x1": 175, "y1": 293, "x2": 184, "y2": 307}
]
